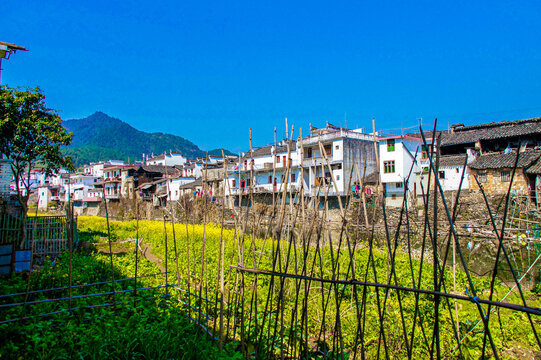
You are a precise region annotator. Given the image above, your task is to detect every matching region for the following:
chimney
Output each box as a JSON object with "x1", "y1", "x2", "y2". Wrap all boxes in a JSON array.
[{"x1": 450, "y1": 123, "x2": 464, "y2": 134}]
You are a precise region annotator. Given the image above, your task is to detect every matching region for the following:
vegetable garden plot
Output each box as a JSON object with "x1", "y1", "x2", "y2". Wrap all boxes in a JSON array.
[{"x1": 1, "y1": 124, "x2": 541, "y2": 359}]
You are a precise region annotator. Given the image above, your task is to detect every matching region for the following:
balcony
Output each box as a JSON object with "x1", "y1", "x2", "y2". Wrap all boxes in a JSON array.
[
  {"x1": 103, "y1": 176, "x2": 122, "y2": 183},
  {"x1": 229, "y1": 183, "x2": 300, "y2": 195},
  {"x1": 302, "y1": 129, "x2": 373, "y2": 145}
]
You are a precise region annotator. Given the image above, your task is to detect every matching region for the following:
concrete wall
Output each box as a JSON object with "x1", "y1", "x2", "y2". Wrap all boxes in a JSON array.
[{"x1": 439, "y1": 165, "x2": 469, "y2": 192}]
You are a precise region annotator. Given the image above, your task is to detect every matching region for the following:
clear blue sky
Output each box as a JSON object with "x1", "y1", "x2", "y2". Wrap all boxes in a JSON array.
[{"x1": 2, "y1": 1, "x2": 541, "y2": 153}]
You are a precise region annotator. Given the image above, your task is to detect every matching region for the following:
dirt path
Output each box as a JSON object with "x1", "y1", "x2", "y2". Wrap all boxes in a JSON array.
[
  {"x1": 140, "y1": 243, "x2": 165, "y2": 273},
  {"x1": 94, "y1": 240, "x2": 165, "y2": 273}
]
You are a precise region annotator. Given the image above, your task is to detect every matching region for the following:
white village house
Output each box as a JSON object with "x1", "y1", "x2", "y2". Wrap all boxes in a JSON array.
[{"x1": 378, "y1": 135, "x2": 423, "y2": 207}]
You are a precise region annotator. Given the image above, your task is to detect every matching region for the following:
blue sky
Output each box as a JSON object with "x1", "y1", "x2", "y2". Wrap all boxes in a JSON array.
[{"x1": 2, "y1": 1, "x2": 541, "y2": 153}]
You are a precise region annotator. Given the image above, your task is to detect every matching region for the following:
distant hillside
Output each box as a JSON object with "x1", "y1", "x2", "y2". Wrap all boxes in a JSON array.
[{"x1": 62, "y1": 112, "x2": 232, "y2": 166}]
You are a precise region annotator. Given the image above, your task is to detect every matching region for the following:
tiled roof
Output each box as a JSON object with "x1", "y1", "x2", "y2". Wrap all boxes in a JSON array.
[
  {"x1": 242, "y1": 142, "x2": 296, "y2": 159},
  {"x1": 138, "y1": 165, "x2": 179, "y2": 175},
  {"x1": 441, "y1": 117, "x2": 541, "y2": 147},
  {"x1": 525, "y1": 157, "x2": 541, "y2": 174},
  {"x1": 438, "y1": 154, "x2": 467, "y2": 167},
  {"x1": 179, "y1": 178, "x2": 202, "y2": 189},
  {"x1": 469, "y1": 149, "x2": 541, "y2": 170}
]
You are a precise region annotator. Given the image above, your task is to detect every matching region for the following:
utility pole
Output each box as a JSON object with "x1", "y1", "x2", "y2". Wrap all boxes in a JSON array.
[{"x1": 0, "y1": 41, "x2": 27, "y2": 84}]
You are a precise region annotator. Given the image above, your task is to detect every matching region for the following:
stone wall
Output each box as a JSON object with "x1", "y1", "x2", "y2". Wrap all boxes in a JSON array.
[{"x1": 469, "y1": 168, "x2": 530, "y2": 195}]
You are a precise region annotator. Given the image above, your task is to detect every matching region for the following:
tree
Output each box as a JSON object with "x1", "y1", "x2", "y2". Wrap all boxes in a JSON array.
[{"x1": 0, "y1": 85, "x2": 74, "y2": 215}]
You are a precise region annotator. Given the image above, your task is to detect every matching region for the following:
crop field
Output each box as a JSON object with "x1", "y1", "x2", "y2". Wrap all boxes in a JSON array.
[
  {"x1": 72, "y1": 212, "x2": 540, "y2": 359},
  {"x1": 0, "y1": 234, "x2": 243, "y2": 359},
  {"x1": 1, "y1": 182, "x2": 541, "y2": 359}
]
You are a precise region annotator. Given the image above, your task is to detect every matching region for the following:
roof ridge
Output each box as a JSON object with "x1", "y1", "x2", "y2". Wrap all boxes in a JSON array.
[{"x1": 454, "y1": 117, "x2": 541, "y2": 132}]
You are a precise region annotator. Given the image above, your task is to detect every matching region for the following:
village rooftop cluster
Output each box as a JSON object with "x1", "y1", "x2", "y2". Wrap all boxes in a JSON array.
[{"x1": 2, "y1": 117, "x2": 541, "y2": 214}]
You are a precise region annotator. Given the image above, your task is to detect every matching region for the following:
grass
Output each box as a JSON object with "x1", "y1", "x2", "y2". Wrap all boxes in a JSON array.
[
  {"x1": 74, "y1": 215, "x2": 541, "y2": 359},
  {"x1": 0, "y1": 236, "x2": 243, "y2": 359}
]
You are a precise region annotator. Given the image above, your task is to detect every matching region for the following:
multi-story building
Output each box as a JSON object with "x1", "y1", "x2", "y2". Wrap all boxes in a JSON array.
[
  {"x1": 224, "y1": 123, "x2": 377, "y2": 207},
  {"x1": 379, "y1": 135, "x2": 423, "y2": 206},
  {"x1": 83, "y1": 160, "x2": 125, "y2": 178},
  {"x1": 100, "y1": 165, "x2": 138, "y2": 201},
  {"x1": 145, "y1": 152, "x2": 187, "y2": 167},
  {"x1": 302, "y1": 123, "x2": 377, "y2": 198}
]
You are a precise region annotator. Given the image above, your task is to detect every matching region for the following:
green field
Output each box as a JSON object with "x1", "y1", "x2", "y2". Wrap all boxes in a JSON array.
[{"x1": 0, "y1": 215, "x2": 539, "y2": 359}]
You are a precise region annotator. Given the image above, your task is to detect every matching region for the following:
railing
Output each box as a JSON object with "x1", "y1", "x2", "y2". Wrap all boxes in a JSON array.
[
  {"x1": 103, "y1": 176, "x2": 121, "y2": 182},
  {"x1": 227, "y1": 161, "x2": 301, "y2": 172},
  {"x1": 302, "y1": 129, "x2": 373, "y2": 144},
  {"x1": 229, "y1": 184, "x2": 300, "y2": 195},
  {"x1": 0, "y1": 214, "x2": 76, "y2": 258}
]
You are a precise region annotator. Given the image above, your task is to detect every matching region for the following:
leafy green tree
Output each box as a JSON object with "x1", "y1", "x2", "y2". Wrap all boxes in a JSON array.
[{"x1": 0, "y1": 85, "x2": 73, "y2": 216}]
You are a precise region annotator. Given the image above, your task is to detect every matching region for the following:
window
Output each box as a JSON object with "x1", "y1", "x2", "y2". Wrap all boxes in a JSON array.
[
  {"x1": 391, "y1": 194, "x2": 397, "y2": 200},
  {"x1": 396, "y1": 182, "x2": 403, "y2": 188},
  {"x1": 336, "y1": 175, "x2": 340, "y2": 181},
  {"x1": 324, "y1": 144, "x2": 332, "y2": 156},
  {"x1": 421, "y1": 145, "x2": 428, "y2": 159},
  {"x1": 383, "y1": 160, "x2": 395, "y2": 173},
  {"x1": 387, "y1": 139, "x2": 395, "y2": 152},
  {"x1": 335, "y1": 144, "x2": 339, "y2": 150},
  {"x1": 268, "y1": 175, "x2": 272, "y2": 183},
  {"x1": 232, "y1": 179, "x2": 236, "y2": 188},
  {"x1": 501, "y1": 171, "x2": 511, "y2": 182},
  {"x1": 456, "y1": 168, "x2": 459, "y2": 173},
  {"x1": 307, "y1": 148, "x2": 312, "y2": 158},
  {"x1": 276, "y1": 156, "x2": 280, "y2": 163},
  {"x1": 477, "y1": 172, "x2": 487, "y2": 184},
  {"x1": 291, "y1": 173, "x2": 296, "y2": 182},
  {"x1": 439, "y1": 171, "x2": 445, "y2": 179}
]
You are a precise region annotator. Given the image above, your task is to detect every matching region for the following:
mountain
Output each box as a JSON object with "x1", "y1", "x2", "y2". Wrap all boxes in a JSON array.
[{"x1": 62, "y1": 112, "x2": 232, "y2": 166}]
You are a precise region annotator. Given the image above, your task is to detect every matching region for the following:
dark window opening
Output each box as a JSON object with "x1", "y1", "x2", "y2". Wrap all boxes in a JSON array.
[
  {"x1": 324, "y1": 144, "x2": 332, "y2": 156},
  {"x1": 387, "y1": 139, "x2": 395, "y2": 152},
  {"x1": 478, "y1": 172, "x2": 487, "y2": 184}
]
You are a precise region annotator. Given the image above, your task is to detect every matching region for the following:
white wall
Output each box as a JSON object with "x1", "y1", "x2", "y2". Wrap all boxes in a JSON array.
[
  {"x1": 379, "y1": 139, "x2": 421, "y2": 184},
  {"x1": 440, "y1": 166, "x2": 469, "y2": 192},
  {"x1": 147, "y1": 153, "x2": 187, "y2": 167},
  {"x1": 168, "y1": 177, "x2": 196, "y2": 201},
  {"x1": 38, "y1": 188, "x2": 50, "y2": 209},
  {"x1": 332, "y1": 139, "x2": 344, "y2": 162}
]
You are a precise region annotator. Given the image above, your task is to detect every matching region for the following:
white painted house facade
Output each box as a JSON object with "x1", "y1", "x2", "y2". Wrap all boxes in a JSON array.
[
  {"x1": 379, "y1": 135, "x2": 423, "y2": 207},
  {"x1": 302, "y1": 125, "x2": 377, "y2": 197},
  {"x1": 146, "y1": 152, "x2": 187, "y2": 167}
]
